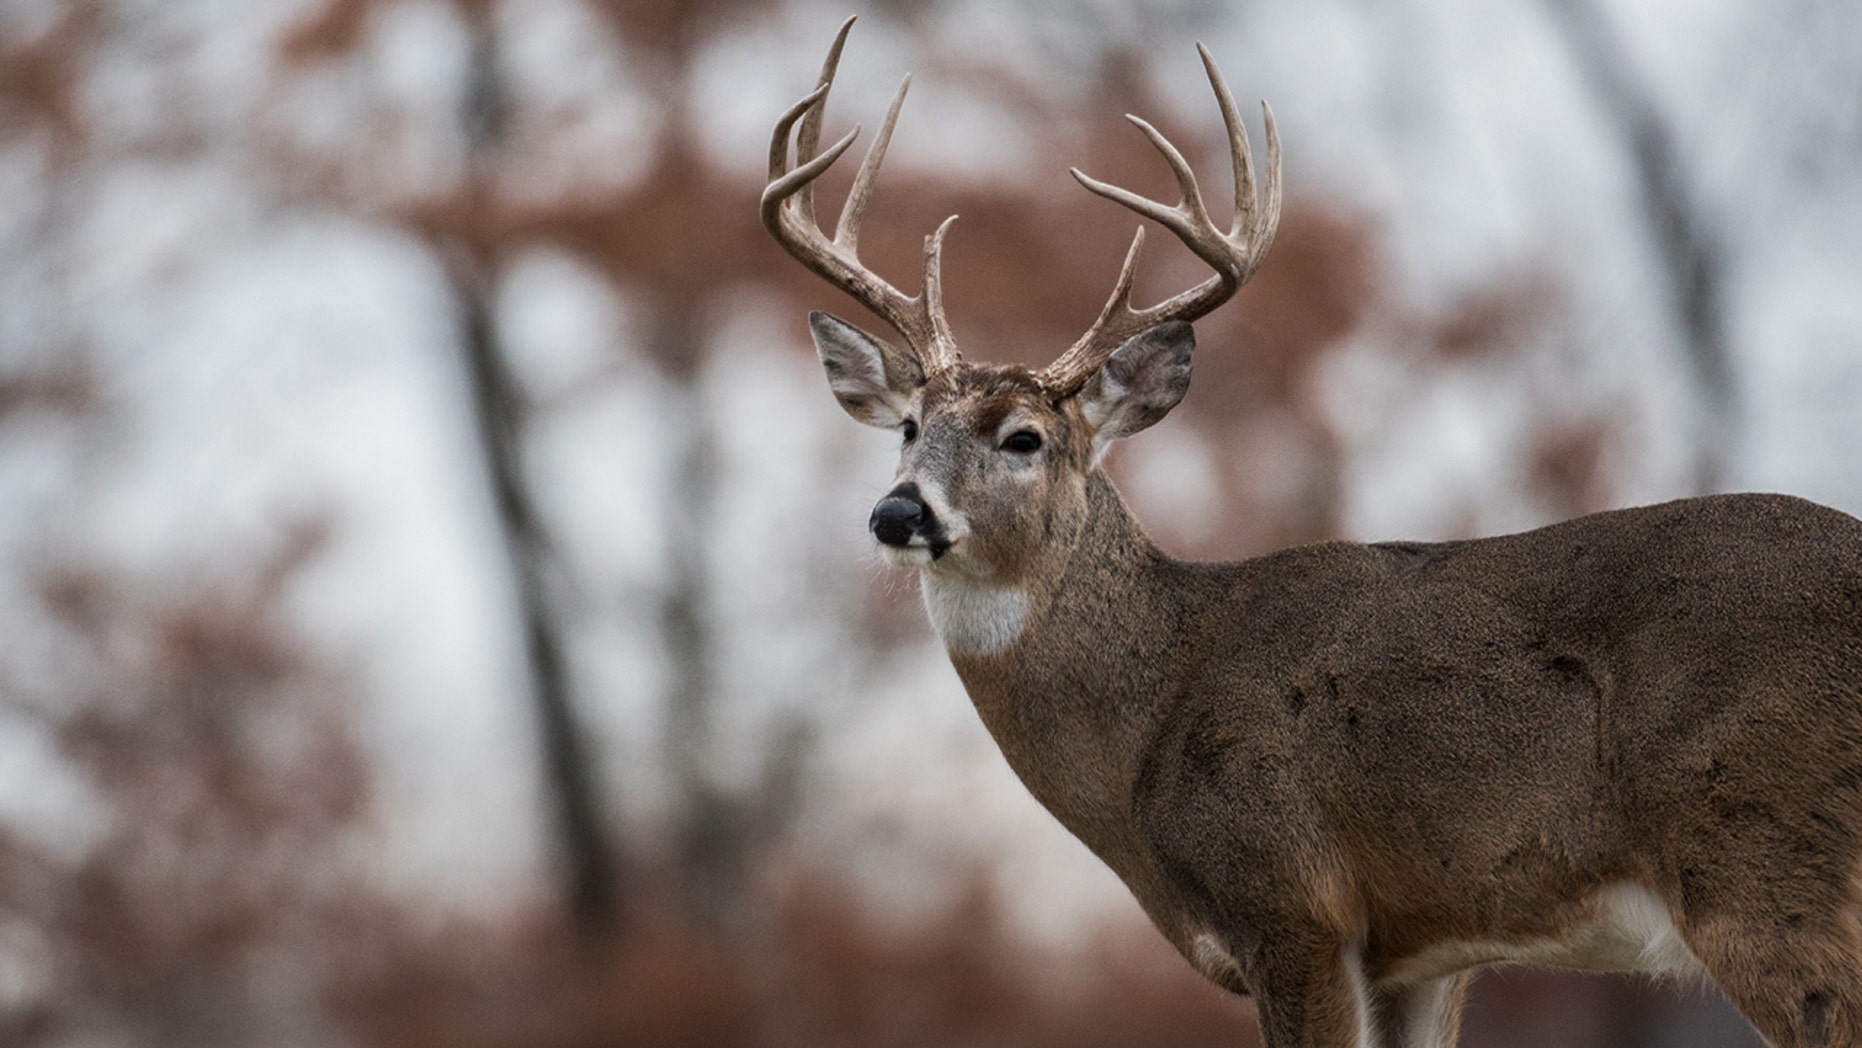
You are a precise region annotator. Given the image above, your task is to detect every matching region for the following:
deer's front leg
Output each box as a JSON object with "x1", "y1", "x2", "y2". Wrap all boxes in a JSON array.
[{"x1": 1246, "y1": 929, "x2": 1375, "y2": 1048}]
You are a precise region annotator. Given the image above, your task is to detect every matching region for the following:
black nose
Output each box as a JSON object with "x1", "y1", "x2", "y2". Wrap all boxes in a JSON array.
[{"x1": 870, "y1": 490, "x2": 929, "y2": 547}]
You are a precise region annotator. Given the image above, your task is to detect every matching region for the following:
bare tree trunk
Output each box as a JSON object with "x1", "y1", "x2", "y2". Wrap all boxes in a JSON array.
[
  {"x1": 1543, "y1": 0, "x2": 1736, "y2": 493},
  {"x1": 649, "y1": 301, "x2": 819, "y2": 928},
  {"x1": 649, "y1": 305, "x2": 740, "y2": 922},
  {"x1": 452, "y1": 9, "x2": 619, "y2": 937}
]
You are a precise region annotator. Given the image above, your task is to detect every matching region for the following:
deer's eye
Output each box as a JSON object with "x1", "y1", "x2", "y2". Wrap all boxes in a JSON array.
[
  {"x1": 901, "y1": 419, "x2": 918, "y2": 443},
  {"x1": 1003, "y1": 430, "x2": 1043, "y2": 454}
]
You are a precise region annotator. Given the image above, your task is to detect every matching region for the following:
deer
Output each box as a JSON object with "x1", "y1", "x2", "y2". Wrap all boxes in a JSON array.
[{"x1": 762, "y1": 17, "x2": 1862, "y2": 1048}]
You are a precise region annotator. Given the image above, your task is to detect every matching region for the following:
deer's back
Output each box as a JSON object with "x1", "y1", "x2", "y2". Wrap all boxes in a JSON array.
[{"x1": 1134, "y1": 492, "x2": 1862, "y2": 966}]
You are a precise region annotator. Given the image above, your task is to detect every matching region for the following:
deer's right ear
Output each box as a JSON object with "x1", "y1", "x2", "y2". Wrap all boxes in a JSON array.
[{"x1": 810, "y1": 311, "x2": 925, "y2": 429}]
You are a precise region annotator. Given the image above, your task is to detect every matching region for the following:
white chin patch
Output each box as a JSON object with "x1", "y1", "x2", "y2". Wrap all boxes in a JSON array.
[
  {"x1": 921, "y1": 576, "x2": 1027, "y2": 656},
  {"x1": 877, "y1": 543, "x2": 935, "y2": 567}
]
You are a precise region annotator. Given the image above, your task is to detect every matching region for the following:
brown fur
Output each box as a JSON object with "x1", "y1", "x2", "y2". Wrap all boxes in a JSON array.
[{"x1": 862, "y1": 360, "x2": 1862, "y2": 1048}]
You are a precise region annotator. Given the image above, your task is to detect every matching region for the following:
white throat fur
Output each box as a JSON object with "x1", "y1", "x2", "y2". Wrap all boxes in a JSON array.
[{"x1": 921, "y1": 574, "x2": 1028, "y2": 656}]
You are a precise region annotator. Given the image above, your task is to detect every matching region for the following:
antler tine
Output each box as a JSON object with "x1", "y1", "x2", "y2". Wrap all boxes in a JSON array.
[
  {"x1": 923, "y1": 214, "x2": 960, "y2": 352},
  {"x1": 838, "y1": 72, "x2": 910, "y2": 255},
  {"x1": 1040, "y1": 45, "x2": 1282, "y2": 396},
  {"x1": 765, "y1": 88, "x2": 859, "y2": 203},
  {"x1": 1193, "y1": 45, "x2": 1282, "y2": 271},
  {"x1": 1200, "y1": 43, "x2": 1254, "y2": 248},
  {"x1": 1123, "y1": 114, "x2": 1218, "y2": 235},
  {"x1": 1038, "y1": 227, "x2": 1146, "y2": 390},
  {"x1": 790, "y1": 19, "x2": 854, "y2": 229},
  {"x1": 1254, "y1": 101, "x2": 1283, "y2": 271},
  {"x1": 761, "y1": 17, "x2": 960, "y2": 373}
]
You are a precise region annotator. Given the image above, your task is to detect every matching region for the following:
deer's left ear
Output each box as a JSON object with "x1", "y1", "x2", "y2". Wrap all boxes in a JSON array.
[{"x1": 1078, "y1": 321, "x2": 1194, "y2": 464}]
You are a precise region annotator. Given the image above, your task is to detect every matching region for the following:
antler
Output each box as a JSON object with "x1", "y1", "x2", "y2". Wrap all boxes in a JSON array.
[
  {"x1": 762, "y1": 17, "x2": 960, "y2": 373},
  {"x1": 1039, "y1": 44, "x2": 1282, "y2": 396}
]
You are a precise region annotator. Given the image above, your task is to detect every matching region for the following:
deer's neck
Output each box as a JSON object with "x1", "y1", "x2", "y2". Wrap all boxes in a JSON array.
[{"x1": 926, "y1": 471, "x2": 1207, "y2": 867}]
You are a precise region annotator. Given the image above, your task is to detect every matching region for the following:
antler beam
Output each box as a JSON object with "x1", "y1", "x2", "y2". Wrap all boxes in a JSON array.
[
  {"x1": 1039, "y1": 44, "x2": 1282, "y2": 396},
  {"x1": 761, "y1": 17, "x2": 960, "y2": 373}
]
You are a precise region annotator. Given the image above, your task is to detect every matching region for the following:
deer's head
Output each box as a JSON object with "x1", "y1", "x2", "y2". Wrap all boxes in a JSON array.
[{"x1": 763, "y1": 17, "x2": 1280, "y2": 585}]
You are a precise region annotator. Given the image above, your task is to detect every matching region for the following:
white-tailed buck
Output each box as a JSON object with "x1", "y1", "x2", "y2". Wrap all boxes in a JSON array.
[{"x1": 763, "y1": 18, "x2": 1862, "y2": 1048}]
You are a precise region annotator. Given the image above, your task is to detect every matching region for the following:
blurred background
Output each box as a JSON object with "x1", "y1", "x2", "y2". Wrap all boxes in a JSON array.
[{"x1": 0, "y1": 0, "x2": 1858, "y2": 1044}]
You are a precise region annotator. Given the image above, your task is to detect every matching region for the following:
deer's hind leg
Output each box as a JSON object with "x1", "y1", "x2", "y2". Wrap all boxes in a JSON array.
[
  {"x1": 1369, "y1": 974, "x2": 1471, "y2": 1048},
  {"x1": 1669, "y1": 850, "x2": 1862, "y2": 1047},
  {"x1": 1686, "y1": 916, "x2": 1862, "y2": 1048}
]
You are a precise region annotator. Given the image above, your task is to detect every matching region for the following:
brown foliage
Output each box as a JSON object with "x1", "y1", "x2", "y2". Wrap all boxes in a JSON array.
[
  {"x1": 1527, "y1": 414, "x2": 1620, "y2": 519},
  {"x1": 1206, "y1": 206, "x2": 1379, "y2": 412},
  {"x1": 0, "y1": 365, "x2": 94, "y2": 418},
  {"x1": 277, "y1": 0, "x2": 377, "y2": 67},
  {"x1": 1420, "y1": 275, "x2": 1555, "y2": 364},
  {"x1": 3, "y1": 523, "x2": 402, "y2": 1046},
  {"x1": 336, "y1": 862, "x2": 1257, "y2": 1048},
  {"x1": 485, "y1": 135, "x2": 774, "y2": 303},
  {"x1": 584, "y1": 0, "x2": 776, "y2": 59},
  {"x1": 0, "y1": 1, "x2": 96, "y2": 154}
]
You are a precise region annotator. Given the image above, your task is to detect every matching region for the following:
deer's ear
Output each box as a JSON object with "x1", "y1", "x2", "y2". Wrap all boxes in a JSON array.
[
  {"x1": 810, "y1": 311, "x2": 925, "y2": 429},
  {"x1": 1079, "y1": 321, "x2": 1194, "y2": 463}
]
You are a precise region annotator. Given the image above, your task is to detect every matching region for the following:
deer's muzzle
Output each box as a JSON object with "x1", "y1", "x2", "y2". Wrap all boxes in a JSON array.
[{"x1": 870, "y1": 483, "x2": 947, "y2": 558}]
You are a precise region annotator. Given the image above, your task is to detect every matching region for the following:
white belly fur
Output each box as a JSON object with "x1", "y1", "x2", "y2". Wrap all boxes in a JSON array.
[{"x1": 1380, "y1": 882, "x2": 1705, "y2": 986}]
